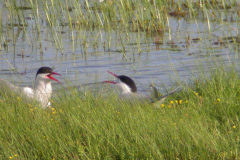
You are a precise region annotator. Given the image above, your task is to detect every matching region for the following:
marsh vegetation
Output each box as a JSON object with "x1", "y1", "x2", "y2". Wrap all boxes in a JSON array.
[{"x1": 0, "y1": 0, "x2": 240, "y2": 159}]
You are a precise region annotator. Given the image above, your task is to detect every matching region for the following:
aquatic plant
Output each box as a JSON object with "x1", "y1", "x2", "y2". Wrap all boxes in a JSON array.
[{"x1": 1, "y1": 0, "x2": 239, "y2": 53}]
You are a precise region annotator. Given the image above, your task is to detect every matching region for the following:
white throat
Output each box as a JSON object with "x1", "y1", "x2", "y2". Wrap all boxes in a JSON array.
[
  {"x1": 34, "y1": 75, "x2": 52, "y2": 108},
  {"x1": 117, "y1": 82, "x2": 132, "y2": 95}
]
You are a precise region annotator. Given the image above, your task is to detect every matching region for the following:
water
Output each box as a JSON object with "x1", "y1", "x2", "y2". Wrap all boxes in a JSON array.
[{"x1": 0, "y1": 2, "x2": 239, "y2": 95}]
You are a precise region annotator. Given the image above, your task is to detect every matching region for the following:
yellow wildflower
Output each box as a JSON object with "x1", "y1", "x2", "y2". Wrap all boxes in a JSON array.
[
  {"x1": 170, "y1": 101, "x2": 174, "y2": 104},
  {"x1": 217, "y1": 98, "x2": 220, "y2": 102},
  {"x1": 51, "y1": 108, "x2": 56, "y2": 114},
  {"x1": 178, "y1": 100, "x2": 182, "y2": 104},
  {"x1": 185, "y1": 100, "x2": 188, "y2": 104},
  {"x1": 233, "y1": 126, "x2": 236, "y2": 129},
  {"x1": 14, "y1": 154, "x2": 17, "y2": 157},
  {"x1": 161, "y1": 104, "x2": 164, "y2": 107},
  {"x1": 9, "y1": 156, "x2": 12, "y2": 159}
]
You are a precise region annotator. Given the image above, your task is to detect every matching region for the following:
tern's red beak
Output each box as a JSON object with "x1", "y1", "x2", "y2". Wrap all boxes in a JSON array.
[
  {"x1": 107, "y1": 71, "x2": 119, "y2": 79},
  {"x1": 103, "y1": 71, "x2": 119, "y2": 84},
  {"x1": 47, "y1": 72, "x2": 61, "y2": 83}
]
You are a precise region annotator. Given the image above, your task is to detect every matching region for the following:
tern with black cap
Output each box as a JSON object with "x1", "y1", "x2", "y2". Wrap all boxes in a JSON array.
[
  {"x1": 0, "y1": 67, "x2": 61, "y2": 108},
  {"x1": 104, "y1": 71, "x2": 181, "y2": 106}
]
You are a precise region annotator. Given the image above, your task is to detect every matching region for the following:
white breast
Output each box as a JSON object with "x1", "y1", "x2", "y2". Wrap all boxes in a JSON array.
[{"x1": 0, "y1": 78, "x2": 52, "y2": 108}]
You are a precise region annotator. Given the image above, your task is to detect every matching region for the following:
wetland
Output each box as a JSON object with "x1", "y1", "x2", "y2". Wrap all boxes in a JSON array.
[{"x1": 1, "y1": 0, "x2": 240, "y2": 159}]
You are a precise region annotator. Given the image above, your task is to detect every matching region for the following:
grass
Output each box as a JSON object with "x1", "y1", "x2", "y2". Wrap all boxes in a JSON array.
[
  {"x1": 0, "y1": 64, "x2": 240, "y2": 159},
  {"x1": 0, "y1": 0, "x2": 240, "y2": 159}
]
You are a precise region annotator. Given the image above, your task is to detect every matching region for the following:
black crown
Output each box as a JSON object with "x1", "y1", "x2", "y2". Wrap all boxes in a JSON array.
[
  {"x1": 118, "y1": 75, "x2": 137, "y2": 92},
  {"x1": 36, "y1": 67, "x2": 53, "y2": 77}
]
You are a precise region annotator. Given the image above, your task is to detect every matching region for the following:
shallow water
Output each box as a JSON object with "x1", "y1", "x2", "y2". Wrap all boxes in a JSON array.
[{"x1": 0, "y1": 2, "x2": 239, "y2": 96}]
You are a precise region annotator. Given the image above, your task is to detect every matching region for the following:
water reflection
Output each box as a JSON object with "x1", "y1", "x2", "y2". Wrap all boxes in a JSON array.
[{"x1": 0, "y1": 5, "x2": 238, "y2": 95}]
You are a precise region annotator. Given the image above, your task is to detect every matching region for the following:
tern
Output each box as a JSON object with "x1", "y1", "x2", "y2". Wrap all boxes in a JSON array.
[
  {"x1": 0, "y1": 67, "x2": 61, "y2": 108},
  {"x1": 104, "y1": 71, "x2": 181, "y2": 106}
]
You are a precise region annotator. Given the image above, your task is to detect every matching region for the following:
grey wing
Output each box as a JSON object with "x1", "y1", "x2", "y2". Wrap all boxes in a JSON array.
[
  {"x1": 0, "y1": 79, "x2": 19, "y2": 91},
  {"x1": 0, "y1": 79, "x2": 34, "y2": 98},
  {"x1": 152, "y1": 85, "x2": 182, "y2": 107},
  {"x1": 149, "y1": 85, "x2": 159, "y2": 99}
]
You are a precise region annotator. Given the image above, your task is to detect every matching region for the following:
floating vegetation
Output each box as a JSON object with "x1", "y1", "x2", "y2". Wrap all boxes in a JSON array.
[
  {"x1": 0, "y1": 0, "x2": 239, "y2": 58},
  {"x1": 16, "y1": 6, "x2": 32, "y2": 10}
]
